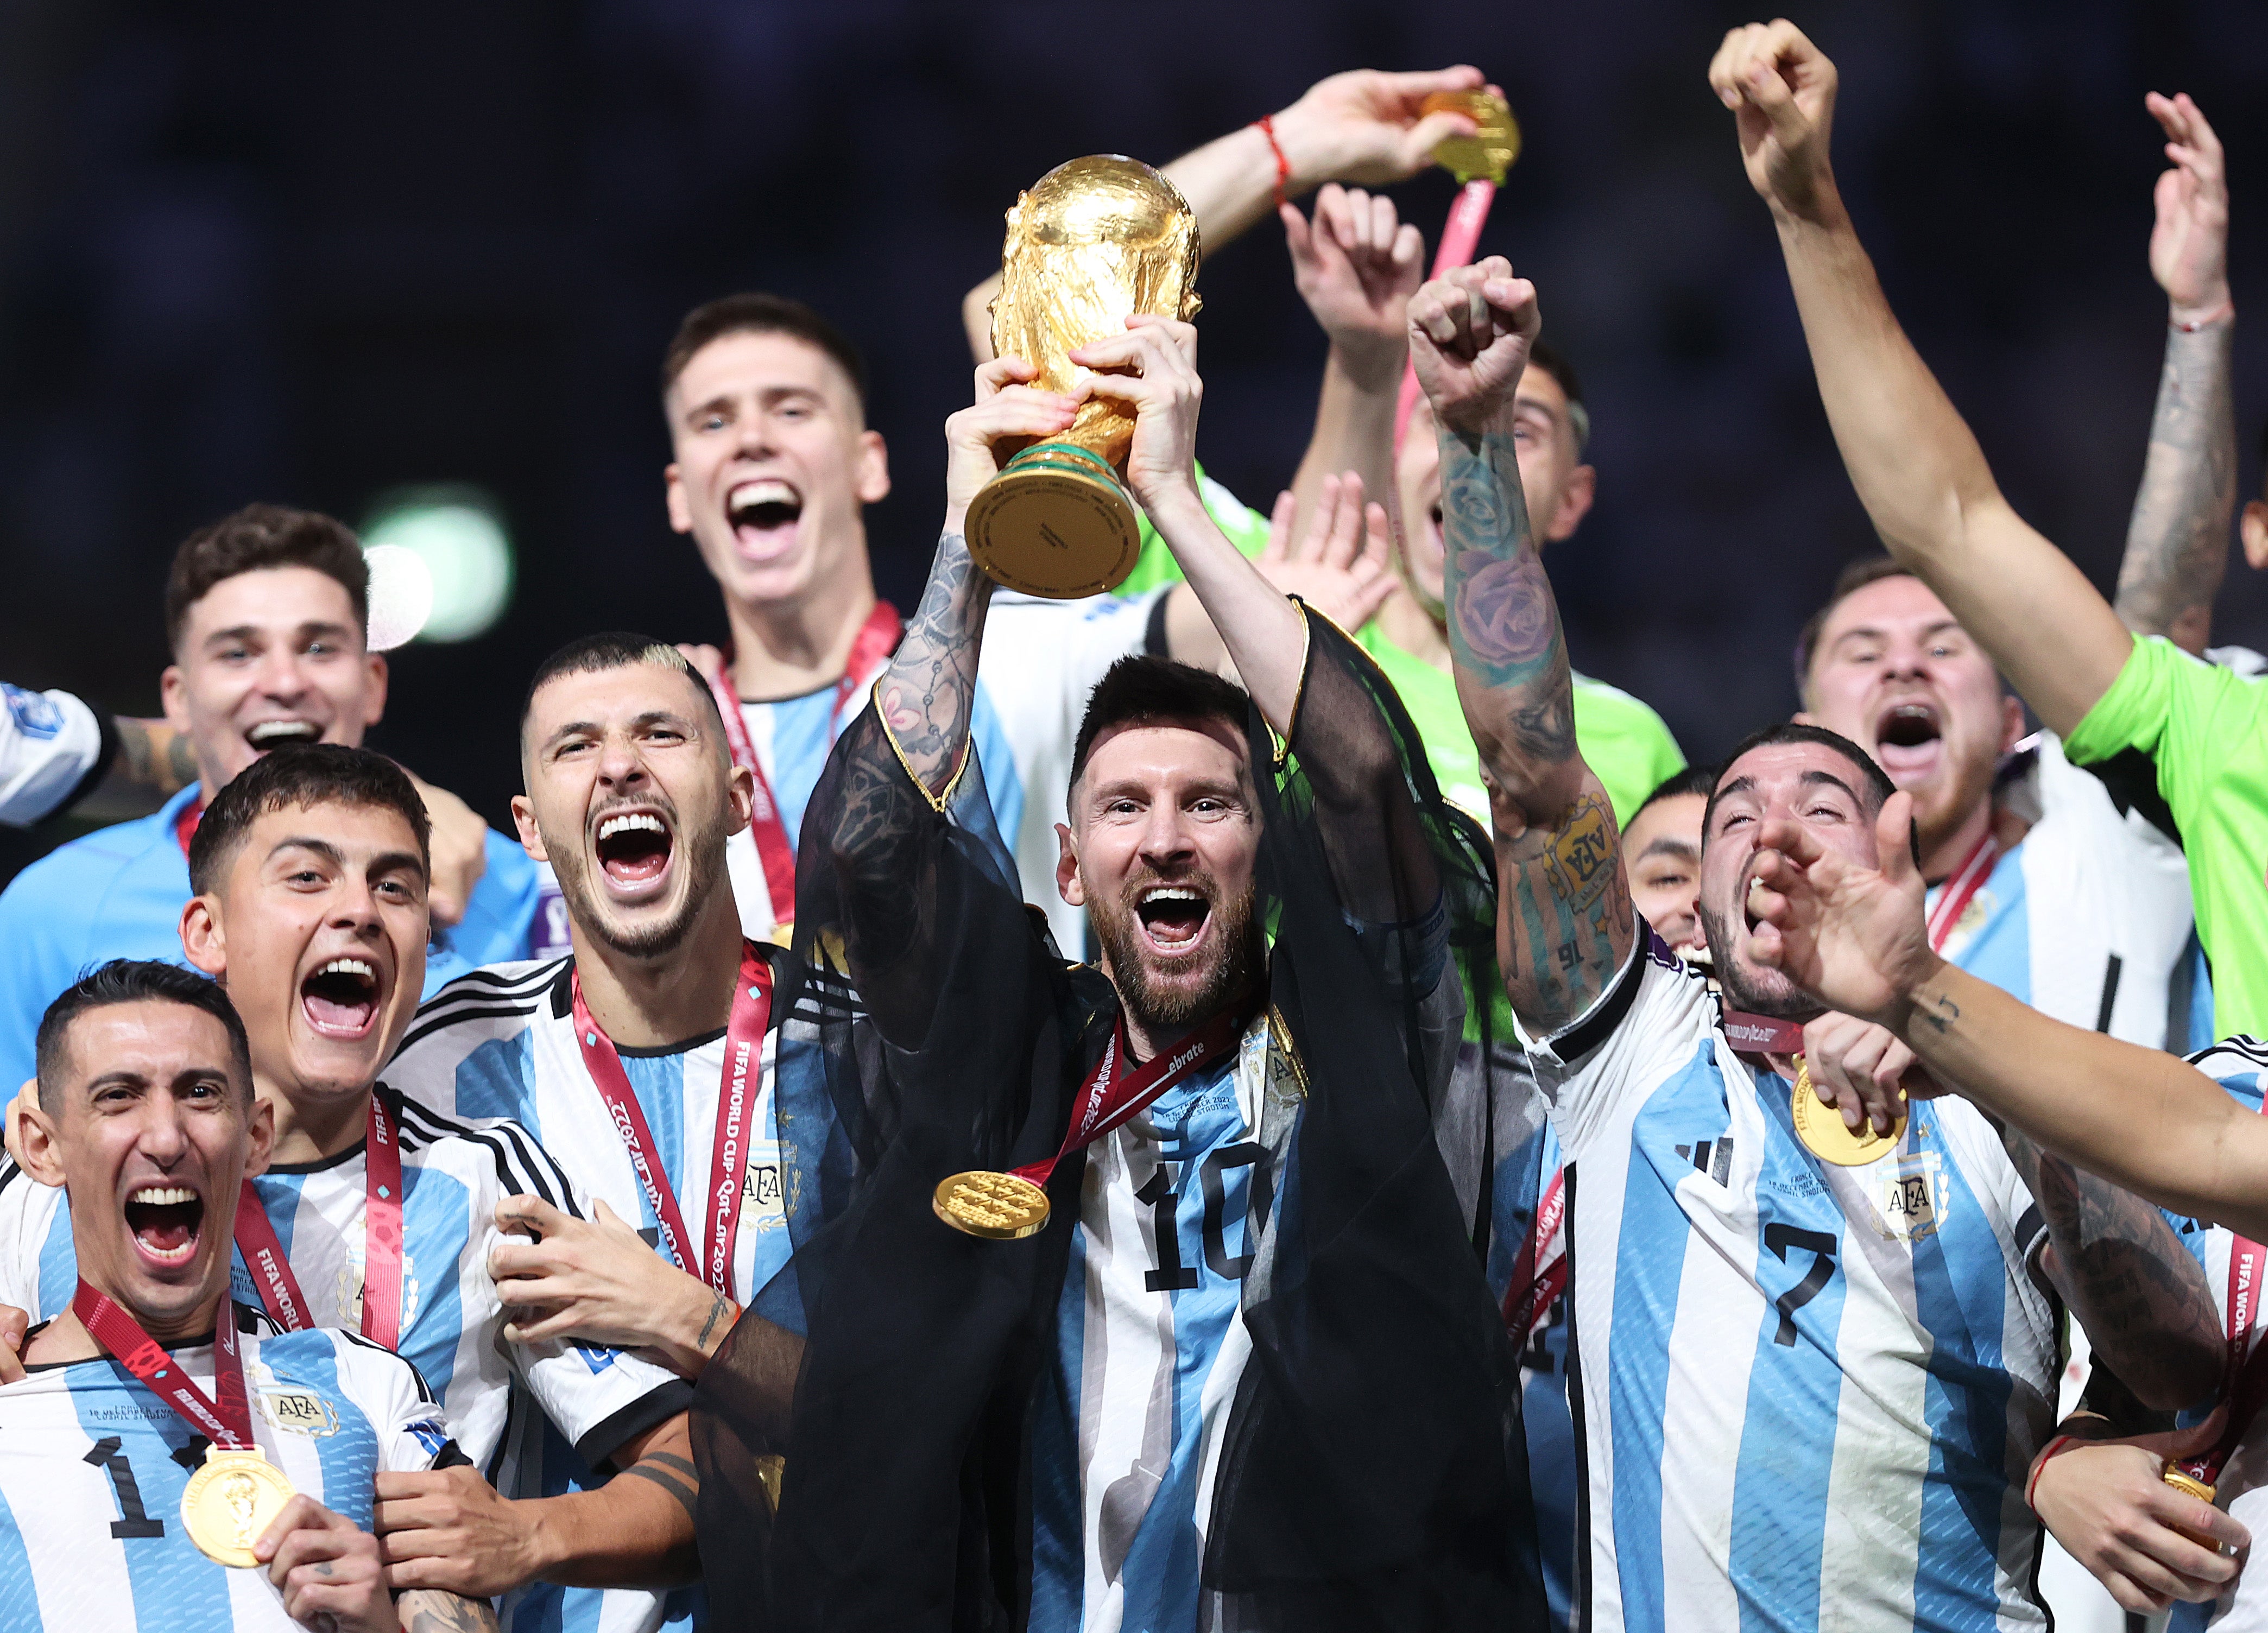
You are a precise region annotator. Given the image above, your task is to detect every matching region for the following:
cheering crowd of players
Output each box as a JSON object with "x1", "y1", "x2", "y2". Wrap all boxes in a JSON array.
[{"x1": 2, "y1": 20, "x2": 2267, "y2": 1633}]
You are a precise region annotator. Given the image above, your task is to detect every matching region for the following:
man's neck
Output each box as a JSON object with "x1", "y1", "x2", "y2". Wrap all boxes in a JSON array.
[
  {"x1": 26, "y1": 1290, "x2": 226, "y2": 1366},
  {"x1": 723, "y1": 555, "x2": 880, "y2": 702},
  {"x1": 1378, "y1": 589, "x2": 1450, "y2": 671},
  {"x1": 259, "y1": 1071, "x2": 374, "y2": 1167},
  {"x1": 571, "y1": 895, "x2": 744, "y2": 1049},
  {"x1": 1917, "y1": 793, "x2": 2006, "y2": 885}
]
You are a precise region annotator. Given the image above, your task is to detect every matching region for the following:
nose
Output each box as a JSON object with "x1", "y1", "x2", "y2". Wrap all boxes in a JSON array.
[
  {"x1": 733, "y1": 409, "x2": 777, "y2": 459},
  {"x1": 328, "y1": 869, "x2": 386, "y2": 936},
  {"x1": 135, "y1": 1094, "x2": 192, "y2": 1166},
  {"x1": 1135, "y1": 803, "x2": 1196, "y2": 872},
  {"x1": 596, "y1": 732, "x2": 650, "y2": 794},
  {"x1": 255, "y1": 644, "x2": 312, "y2": 701}
]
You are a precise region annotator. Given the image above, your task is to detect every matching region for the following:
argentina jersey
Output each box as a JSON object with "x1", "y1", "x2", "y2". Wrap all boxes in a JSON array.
[
  {"x1": 1947, "y1": 733, "x2": 2207, "y2": 1052},
  {"x1": 1528, "y1": 928, "x2": 2059, "y2": 1632},
  {"x1": 1029, "y1": 1014, "x2": 1281, "y2": 1633},
  {"x1": 2157, "y1": 1037, "x2": 2268, "y2": 1633},
  {"x1": 0, "y1": 1311, "x2": 455, "y2": 1632}
]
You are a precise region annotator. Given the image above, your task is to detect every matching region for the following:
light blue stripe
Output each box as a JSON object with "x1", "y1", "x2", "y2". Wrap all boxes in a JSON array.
[
  {"x1": 0, "y1": 1477, "x2": 32, "y2": 1628},
  {"x1": 623, "y1": 1054, "x2": 690, "y2": 1272},
  {"x1": 453, "y1": 1029, "x2": 544, "y2": 1131},
  {"x1": 34, "y1": 1195, "x2": 75, "y2": 1319},
  {"x1": 70, "y1": 1359, "x2": 233, "y2": 1633},
  {"x1": 1607, "y1": 1041, "x2": 1727, "y2": 1629},
  {"x1": 1946, "y1": 849, "x2": 2029, "y2": 1003}
]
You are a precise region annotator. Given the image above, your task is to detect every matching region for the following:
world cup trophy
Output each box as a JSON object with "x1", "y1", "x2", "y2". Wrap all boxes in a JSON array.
[{"x1": 966, "y1": 155, "x2": 1202, "y2": 599}]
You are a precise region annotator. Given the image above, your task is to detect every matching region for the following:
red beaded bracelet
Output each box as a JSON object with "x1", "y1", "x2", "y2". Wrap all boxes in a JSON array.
[
  {"x1": 1251, "y1": 115, "x2": 1291, "y2": 208},
  {"x1": 2025, "y1": 1434, "x2": 2080, "y2": 1515}
]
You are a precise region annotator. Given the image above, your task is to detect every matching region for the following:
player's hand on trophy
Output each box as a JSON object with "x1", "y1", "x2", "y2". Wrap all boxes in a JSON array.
[
  {"x1": 1708, "y1": 21, "x2": 1841, "y2": 222},
  {"x1": 1799, "y1": 1010, "x2": 1947, "y2": 1140},
  {"x1": 1407, "y1": 258, "x2": 1540, "y2": 435},
  {"x1": 1283, "y1": 185, "x2": 1425, "y2": 387},
  {"x1": 2145, "y1": 92, "x2": 2231, "y2": 326},
  {"x1": 256, "y1": 1495, "x2": 403, "y2": 1632},
  {"x1": 1272, "y1": 66, "x2": 1486, "y2": 189},
  {"x1": 490, "y1": 1194, "x2": 730, "y2": 1377},
  {"x1": 1252, "y1": 474, "x2": 1395, "y2": 635},
  {"x1": 941, "y1": 356, "x2": 1085, "y2": 531},
  {"x1": 1071, "y1": 316, "x2": 1204, "y2": 520},
  {"x1": 1743, "y1": 793, "x2": 1940, "y2": 1030},
  {"x1": 2026, "y1": 1419, "x2": 2246, "y2": 1612},
  {"x1": 405, "y1": 770, "x2": 488, "y2": 931}
]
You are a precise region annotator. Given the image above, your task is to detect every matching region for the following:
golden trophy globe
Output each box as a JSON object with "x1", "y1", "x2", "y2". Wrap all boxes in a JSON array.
[{"x1": 969, "y1": 155, "x2": 1202, "y2": 599}]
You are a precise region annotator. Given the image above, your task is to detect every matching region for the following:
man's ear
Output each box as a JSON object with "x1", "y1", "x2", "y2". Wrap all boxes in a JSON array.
[
  {"x1": 723, "y1": 764, "x2": 755, "y2": 838},
  {"x1": 665, "y1": 463, "x2": 694, "y2": 536},
  {"x1": 1543, "y1": 464, "x2": 1597, "y2": 545},
  {"x1": 180, "y1": 895, "x2": 227, "y2": 980},
  {"x1": 2242, "y1": 499, "x2": 2268, "y2": 573},
  {"x1": 855, "y1": 429, "x2": 892, "y2": 506},
  {"x1": 360, "y1": 653, "x2": 388, "y2": 731},
  {"x1": 1055, "y1": 822, "x2": 1086, "y2": 908},
  {"x1": 159, "y1": 665, "x2": 192, "y2": 732},
  {"x1": 511, "y1": 795, "x2": 549, "y2": 863},
  {"x1": 18, "y1": 1099, "x2": 65, "y2": 1188},
  {"x1": 243, "y1": 1093, "x2": 275, "y2": 1182},
  {"x1": 1998, "y1": 692, "x2": 2026, "y2": 756}
]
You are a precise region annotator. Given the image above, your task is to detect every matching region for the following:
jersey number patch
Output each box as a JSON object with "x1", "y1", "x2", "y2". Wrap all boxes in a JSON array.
[
  {"x1": 1764, "y1": 1223, "x2": 1839, "y2": 1347},
  {"x1": 1141, "y1": 1143, "x2": 1274, "y2": 1292},
  {"x1": 84, "y1": 1438, "x2": 165, "y2": 1539}
]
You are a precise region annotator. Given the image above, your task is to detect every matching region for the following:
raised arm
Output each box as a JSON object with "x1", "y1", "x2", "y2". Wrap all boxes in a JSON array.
[
  {"x1": 1710, "y1": 22, "x2": 2133, "y2": 738},
  {"x1": 960, "y1": 67, "x2": 1483, "y2": 363},
  {"x1": 1745, "y1": 794, "x2": 2268, "y2": 1242},
  {"x1": 2113, "y1": 93, "x2": 2237, "y2": 656},
  {"x1": 1415, "y1": 259, "x2": 1634, "y2": 1033}
]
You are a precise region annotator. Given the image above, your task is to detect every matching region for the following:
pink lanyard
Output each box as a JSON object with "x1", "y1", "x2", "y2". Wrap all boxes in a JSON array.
[
  {"x1": 569, "y1": 942, "x2": 775, "y2": 1295},
  {"x1": 74, "y1": 1280, "x2": 254, "y2": 1450},
  {"x1": 704, "y1": 602, "x2": 903, "y2": 933},
  {"x1": 232, "y1": 1091, "x2": 404, "y2": 1349}
]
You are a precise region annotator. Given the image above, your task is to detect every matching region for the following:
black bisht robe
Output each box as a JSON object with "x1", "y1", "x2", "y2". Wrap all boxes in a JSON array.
[{"x1": 692, "y1": 608, "x2": 1546, "y2": 1631}]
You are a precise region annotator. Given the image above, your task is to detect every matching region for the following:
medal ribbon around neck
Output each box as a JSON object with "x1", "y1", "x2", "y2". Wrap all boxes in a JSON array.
[
  {"x1": 1923, "y1": 829, "x2": 1999, "y2": 951},
  {"x1": 2166, "y1": 1102, "x2": 2268, "y2": 1503},
  {"x1": 1500, "y1": 1168, "x2": 1568, "y2": 1345},
  {"x1": 704, "y1": 602, "x2": 904, "y2": 934},
  {"x1": 233, "y1": 1091, "x2": 405, "y2": 1348},
  {"x1": 933, "y1": 1004, "x2": 1251, "y2": 1240},
  {"x1": 570, "y1": 941, "x2": 775, "y2": 1296},
  {"x1": 73, "y1": 1279, "x2": 255, "y2": 1451}
]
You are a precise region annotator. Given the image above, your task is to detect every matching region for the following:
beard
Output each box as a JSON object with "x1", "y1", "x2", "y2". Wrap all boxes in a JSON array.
[
  {"x1": 1696, "y1": 896, "x2": 1818, "y2": 1021},
  {"x1": 547, "y1": 798, "x2": 731, "y2": 961},
  {"x1": 1089, "y1": 874, "x2": 1266, "y2": 1045}
]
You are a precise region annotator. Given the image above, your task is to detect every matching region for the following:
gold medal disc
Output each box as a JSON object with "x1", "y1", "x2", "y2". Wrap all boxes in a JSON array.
[
  {"x1": 2162, "y1": 1468, "x2": 2227, "y2": 1550},
  {"x1": 933, "y1": 1170, "x2": 1051, "y2": 1240},
  {"x1": 181, "y1": 1448, "x2": 296, "y2": 1568},
  {"x1": 1790, "y1": 1061, "x2": 1905, "y2": 1167}
]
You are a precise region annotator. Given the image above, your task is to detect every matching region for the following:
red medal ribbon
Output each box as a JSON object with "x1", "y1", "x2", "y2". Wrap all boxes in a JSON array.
[
  {"x1": 73, "y1": 1278, "x2": 253, "y2": 1451},
  {"x1": 1501, "y1": 1167, "x2": 1567, "y2": 1345},
  {"x1": 1719, "y1": 1010, "x2": 1808, "y2": 1056},
  {"x1": 2174, "y1": 1111, "x2": 2268, "y2": 1489},
  {"x1": 174, "y1": 800, "x2": 205, "y2": 863},
  {"x1": 232, "y1": 1092, "x2": 405, "y2": 1347},
  {"x1": 1924, "y1": 829, "x2": 1999, "y2": 953},
  {"x1": 1013, "y1": 1006, "x2": 1251, "y2": 1191},
  {"x1": 570, "y1": 942, "x2": 775, "y2": 1295},
  {"x1": 704, "y1": 602, "x2": 903, "y2": 933}
]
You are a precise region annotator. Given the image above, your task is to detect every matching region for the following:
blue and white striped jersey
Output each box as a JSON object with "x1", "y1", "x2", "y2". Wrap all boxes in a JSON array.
[
  {"x1": 0, "y1": 1092, "x2": 694, "y2": 1633},
  {"x1": 0, "y1": 1311, "x2": 454, "y2": 1631},
  {"x1": 1029, "y1": 1014, "x2": 1285, "y2": 1633},
  {"x1": 2156, "y1": 1037, "x2": 2268, "y2": 1633},
  {"x1": 1527, "y1": 932, "x2": 2059, "y2": 1632},
  {"x1": 709, "y1": 590, "x2": 1163, "y2": 955}
]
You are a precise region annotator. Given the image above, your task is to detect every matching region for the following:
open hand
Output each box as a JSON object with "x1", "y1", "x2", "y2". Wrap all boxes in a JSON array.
[
  {"x1": 1708, "y1": 21, "x2": 1841, "y2": 222},
  {"x1": 1407, "y1": 258, "x2": 1540, "y2": 435},
  {"x1": 1283, "y1": 185, "x2": 1425, "y2": 385},
  {"x1": 1743, "y1": 790, "x2": 1939, "y2": 1028},
  {"x1": 2029, "y1": 1419, "x2": 2247, "y2": 1612},
  {"x1": 1070, "y1": 317, "x2": 1204, "y2": 521},
  {"x1": 1269, "y1": 67, "x2": 1485, "y2": 189},
  {"x1": 2145, "y1": 92, "x2": 2230, "y2": 324},
  {"x1": 1253, "y1": 473, "x2": 1395, "y2": 635}
]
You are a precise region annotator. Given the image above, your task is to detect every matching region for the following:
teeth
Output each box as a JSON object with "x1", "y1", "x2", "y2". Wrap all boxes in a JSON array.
[
  {"x1": 319, "y1": 958, "x2": 375, "y2": 980},
  {"x1": 598, "y1": 813, "x2": 666, "y2": 841},
  {"x1": 248, "y1": 721, "x2": 319, "y2": 744},
  {"x1": 131, "y1": 1187, "x2": 197, "y2": 1206},
  {"x1": 1141, "y1": 887, "x2": 1203, "y2": 903},
  {"x1": 729, "y1": 479, "x2": 799, "y2": 514}
]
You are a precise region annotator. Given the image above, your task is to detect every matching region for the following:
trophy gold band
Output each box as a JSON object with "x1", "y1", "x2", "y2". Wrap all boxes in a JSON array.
[{"x1": 968, "y1": 154, "x2": 1202, "y2": 600}]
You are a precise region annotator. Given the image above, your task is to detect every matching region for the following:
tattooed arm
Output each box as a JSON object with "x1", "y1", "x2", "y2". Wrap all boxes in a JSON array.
[
  {"x1": 2113, "y1": 93, "x2": 2235, "y2": 656},
  {"x1": 1410, "y1": 260, "x2": 1634, "y2": 1034},
  {"x1": 1743, "y1": 794, "x2": 2268, "y2": 1244},
  {"x1": 399, "y1": 1591, "x2": 502, "y2": 1633},
  {"x1": 1999, "y1": 1123, "x2": 2221, "y2": 1410}
]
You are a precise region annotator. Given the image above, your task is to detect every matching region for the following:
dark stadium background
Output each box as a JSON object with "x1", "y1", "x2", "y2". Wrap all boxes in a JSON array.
[{"x1": 4, "y1": 0, "x2": 2266, "y2": 882}]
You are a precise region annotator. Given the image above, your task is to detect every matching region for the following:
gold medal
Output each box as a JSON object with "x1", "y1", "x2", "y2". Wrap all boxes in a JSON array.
[
  {"x1": 181, "y1": 1448, "x2": 296, "y2": 1568},
  {"x1": 1790, "y1": 1059, "x2": 1905, "y2": 1167},
  {"x1": 932, "y1": 1170, "x2": 1051, "y2": 1240},
  {"x1": 2162, "y1": 1467, "x2": 2227, "y2": 1551},
  {"x1": 1421, "y1": 88, "x2": 1522, "y2": 185}
]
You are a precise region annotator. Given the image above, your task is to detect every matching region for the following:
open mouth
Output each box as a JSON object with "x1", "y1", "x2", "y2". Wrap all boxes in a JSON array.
[
  {"x1": 1134, "y1": 884, "x2": 1212, "y2": 955},
  {"x1": 124, "y1": 1184, "x2": 204, "y2": 1266},
  {"x1": 301, "y1": 955, "x2": 380, "y2": 1039},
  {"x1": 1872, "y1": 701, "x2": 1942, "y2": 778},
  {"x1": 595, "y1": 808, "x2": 674, "y2": 891},
  {"x1": 245, "y1": 719, "x2": 322, "y2": 752},
  {"x1": 726, "y1": 479, "x2": 803, "y2": 557}
]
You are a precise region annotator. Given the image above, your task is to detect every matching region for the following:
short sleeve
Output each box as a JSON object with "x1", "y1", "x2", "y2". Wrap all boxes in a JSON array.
[
  {"x1": 333, "y1": 1337, "x2": 461, "y2": 1473},
  {"x1": 1518, "y1": 919, "x2": 1715, "y2": 1155},
  {"x1": 2065, "y1": 636, "x2": 2265, "y2": 826}
]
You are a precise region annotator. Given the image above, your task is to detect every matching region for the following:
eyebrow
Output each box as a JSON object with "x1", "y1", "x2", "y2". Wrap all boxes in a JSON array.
[
  {"x1": 1635, "y1": 836, "x2": 1699, "y2": 864},
  {"x1": 1828, "y1": 618, "x2": 1964, "y2": 647},
  {"x1": 267, "y1": 837, "x2": 429, "y2": 884},
  {"x1": 1799, "y1": 769, "x2": 1865, "y2": 805},
  {"x1": 541, "y1": 710, "x2": 696, "y2": 752},
  {"x1": 202, "y1": 620, "x2": 356, "y2": 649}
]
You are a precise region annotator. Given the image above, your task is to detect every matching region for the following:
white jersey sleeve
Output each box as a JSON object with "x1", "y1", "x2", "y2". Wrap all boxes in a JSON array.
[
  {"x1": 1520, "y1": 921, "x2": 1717, "y2": 1159},
  {"x1": 321, "y1": 1328, "x2": 462, "y2": 1473},
  {"x1": 0, "y1": 686, "x2": 106, "y2": 827}
]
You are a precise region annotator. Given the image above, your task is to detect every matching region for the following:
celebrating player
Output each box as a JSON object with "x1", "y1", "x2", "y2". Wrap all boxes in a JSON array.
[
  {"x1": 0, "y1": 958, "x2": 498, "y2": 1632},
  {"x1": 1424, "y1": 249, "x2": 2222, "y2": 1628},
  {"x1": 0, "y1": 505, "x2": 544, "y2": 1090},
  {"x1": 0, "y1": 744, "x2": 702, "y2": 1632}
]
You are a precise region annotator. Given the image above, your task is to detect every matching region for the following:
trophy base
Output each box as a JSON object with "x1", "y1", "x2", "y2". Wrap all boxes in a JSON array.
[{"x1": 965, "y1": 444, "x2": 1141, "y2": 600}]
